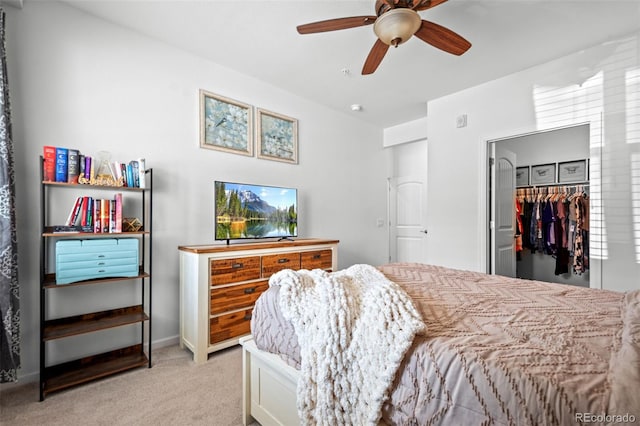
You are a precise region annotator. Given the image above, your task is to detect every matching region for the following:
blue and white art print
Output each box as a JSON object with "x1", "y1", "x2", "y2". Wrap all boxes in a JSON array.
[
  {"x1": 257, "y1": 108, "x2": 298, "y2": 164},
  {"x1": 200, "y1": 89, "x2": 253, "y2": 156}
]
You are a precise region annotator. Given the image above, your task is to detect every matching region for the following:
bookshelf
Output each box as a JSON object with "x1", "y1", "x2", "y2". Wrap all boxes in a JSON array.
[{"x1": 38, "y1": 156, "x2": 153, "y2": 401}]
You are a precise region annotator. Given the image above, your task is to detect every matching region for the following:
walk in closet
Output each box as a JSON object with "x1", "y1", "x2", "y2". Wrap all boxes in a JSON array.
[{"x1": 491, "y1": 124, "x2": 590, "y2": 287}]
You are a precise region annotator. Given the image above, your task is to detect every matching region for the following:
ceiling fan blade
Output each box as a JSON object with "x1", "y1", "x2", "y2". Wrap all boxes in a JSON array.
[
  {"x1": 414, "y1": 20, "x2": 471, "y2": 55},
  {"x1": 297, "y1": 16, "x2": 377, "y2": 34},
  {"x1": 362, "y1": 39, "x2": 390, "y2": 75},
  {"x1": 413, "y1": 0, "x2": 448, "y2": 11}
]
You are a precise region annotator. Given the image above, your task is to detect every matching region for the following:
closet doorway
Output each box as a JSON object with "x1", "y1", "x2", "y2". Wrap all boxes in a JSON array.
[{"x1": 488, "y1": 123, "x2": 591, "y2": 287}]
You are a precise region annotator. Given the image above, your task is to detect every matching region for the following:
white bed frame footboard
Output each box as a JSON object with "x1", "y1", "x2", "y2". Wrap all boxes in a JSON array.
[{"x1": 240, "y1": 336, "x2": 301, "y2": 426}]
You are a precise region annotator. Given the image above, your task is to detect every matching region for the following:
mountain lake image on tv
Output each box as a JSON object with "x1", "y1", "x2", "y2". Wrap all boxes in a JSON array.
[{"x1": 214, "y1": 181, "x2": 297, "y2": 241}]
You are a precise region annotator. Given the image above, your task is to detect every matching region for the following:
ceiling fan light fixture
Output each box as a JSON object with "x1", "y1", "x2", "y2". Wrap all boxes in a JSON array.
[{"x1": 373, "y1": 8, "x2": 421, "y2": 47}]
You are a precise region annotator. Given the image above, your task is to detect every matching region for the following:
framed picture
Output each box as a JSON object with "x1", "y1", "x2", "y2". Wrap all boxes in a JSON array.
[
  {"x1": 256, "y1": 108, "x2": 298, "y2": 164},
  {"x1": 516, "y1": 166, "x2": 529, "y2": 187},
  {"x1": 199, "y1": 89, "x2": 253, "y2": 156},
  {"x1": 530, "y1": 163, "x2": 556, "y2": 185},
  {"x1": 558, "y1": 159, "x2": 587, "y2": 183}
]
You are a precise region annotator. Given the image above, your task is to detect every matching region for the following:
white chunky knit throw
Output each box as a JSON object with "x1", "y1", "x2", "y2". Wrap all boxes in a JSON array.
[{"x1": 269, "y1": 264, "x2": 425, "y2": 426}]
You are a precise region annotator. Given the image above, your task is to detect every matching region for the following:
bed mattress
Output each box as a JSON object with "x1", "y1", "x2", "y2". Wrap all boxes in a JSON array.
[{"x1": 251, "y1": 263, "x2": 640, "y2": 425}]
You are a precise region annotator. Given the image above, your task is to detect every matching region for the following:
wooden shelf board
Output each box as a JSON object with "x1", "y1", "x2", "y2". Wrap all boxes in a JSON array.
[
  {"x1": 44, "y1": 305, "x2": 148, "y2": 340},
  {"x1": 43, "y1": 228, "x2": 149, "y2": 237},
  {"x1": 44, "y1": 344, "x2": 148, "y2": 396},
  {"x1": 178, "y1": 238, "x2": 340, "y2": 254},
  {"x1": 43, "y1": 268, "x2": 149, "y2": 288},
  {"x1": 42, "y1": 181, "x2": 146, "y2": 191}
]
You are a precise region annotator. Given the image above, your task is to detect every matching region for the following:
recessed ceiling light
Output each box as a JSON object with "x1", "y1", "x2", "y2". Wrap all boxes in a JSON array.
[{"x1": 351, "y1": 104, "x2": 363, "y2": 112}]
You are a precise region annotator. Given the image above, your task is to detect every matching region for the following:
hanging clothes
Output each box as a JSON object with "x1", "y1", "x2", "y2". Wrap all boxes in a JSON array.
[
  {"x1": 521, "y1": 198, "x2": 533, "y2": 250},
  {"x1": 515, "y1": 198, "x2": 523, "y2": 260},
  {"x1": 515, "y1": 185, "x2": 589, "y2": 278},
  {"x1": 554, "y1": 198, "x2": 570, "y2": 275},
  {"x1": 573, "y1": 193, "x2": 589, "y2": 275}
]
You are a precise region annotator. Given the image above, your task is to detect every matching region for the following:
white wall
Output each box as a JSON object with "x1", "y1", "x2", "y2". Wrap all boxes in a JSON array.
[
  {"x1": 5, "y1": 1, "x2": 390, "y2": 380},
  {"x1": 383, "y1": 117, "x2": 428, "y2": 148},
  {"x1": 426, "y1": 30, "x2": 640, "y2": 292},
  {"x1": 497, "y1": 124, "x2": 590, "y2": 168}
]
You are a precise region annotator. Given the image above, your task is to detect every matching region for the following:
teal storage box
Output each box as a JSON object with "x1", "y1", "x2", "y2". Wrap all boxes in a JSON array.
[{"x1": 55, "y1": 238, "x2": 139, "y2": 285}]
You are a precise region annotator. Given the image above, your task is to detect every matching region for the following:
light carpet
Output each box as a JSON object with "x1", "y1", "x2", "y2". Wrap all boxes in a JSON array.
[{"x1": 0, "y1": 345, "x2": 248, "y2": 426}]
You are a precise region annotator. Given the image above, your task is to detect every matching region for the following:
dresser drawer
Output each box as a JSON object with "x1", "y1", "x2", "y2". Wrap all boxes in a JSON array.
[
  {"x1": 301, "y1": 249, "x2": 333, "y2": 270},
  {"x1": 210, "y1": 308, "x2": 253, "y2": 344},
  {"x1": 210, "y1": 256, "x2": 261, "y2": 286},
  {"x1": 210, "y1": 280, "x2": 269, "y2": 315},
  {"x1": 262, "y1": 253, "x2": 301, "y2": 277}
]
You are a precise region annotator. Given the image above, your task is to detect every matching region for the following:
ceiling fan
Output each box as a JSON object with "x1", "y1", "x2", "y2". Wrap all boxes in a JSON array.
[{"x1": 296, "y1": 0, "x2": 471, "y2": 75}]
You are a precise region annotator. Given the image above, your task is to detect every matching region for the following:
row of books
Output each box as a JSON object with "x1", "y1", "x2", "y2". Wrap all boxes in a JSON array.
[
  {"x1": 62, "y1": 194, "x2": 124, "y2": 233},
  {"x1": 43, "y1": 146, "x2": 146, "y2": 188}
]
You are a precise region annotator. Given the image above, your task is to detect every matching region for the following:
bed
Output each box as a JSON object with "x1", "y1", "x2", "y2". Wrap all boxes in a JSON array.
[{"x1": 241, "y1": 262, "x2": 640, "y2": 426}]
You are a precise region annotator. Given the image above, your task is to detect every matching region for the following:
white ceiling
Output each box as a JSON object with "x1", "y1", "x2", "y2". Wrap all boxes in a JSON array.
[{"x1": 59, "y1": 0, "x2": 640, "y2": 128}]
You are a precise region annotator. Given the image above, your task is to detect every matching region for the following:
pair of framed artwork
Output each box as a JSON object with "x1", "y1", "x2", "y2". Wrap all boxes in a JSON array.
[
  {"x1": 199, "y1": 89, "x2": 298, "y2": 164},
  {"x1": 516, "y1": 159, "x2": 588, "y2": 187}
]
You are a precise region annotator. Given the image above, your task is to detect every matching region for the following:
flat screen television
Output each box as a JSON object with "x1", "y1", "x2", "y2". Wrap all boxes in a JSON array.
[{"x1": 214, "y1": 180, "x2": 298, "y2": 242}]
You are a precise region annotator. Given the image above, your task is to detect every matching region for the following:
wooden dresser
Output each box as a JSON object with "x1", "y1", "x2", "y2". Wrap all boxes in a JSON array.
[{"x1": 178, "y1": 238, "x2": 339, "y2": 363}]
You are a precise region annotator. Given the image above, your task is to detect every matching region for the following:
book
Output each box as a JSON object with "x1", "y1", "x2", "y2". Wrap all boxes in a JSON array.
[
  {"x1": 79, "y1": 154, "x2": 85, "y2": 179},
  {"x1": 101, "y1": 199, "x2": 110, "y2": 233},
  {"x1": 89, "y1": 157, "x2": 95, "y2": 181},
  {"x1": 113, "y1": 161, "x2": 122, "y2": 183},
  {"x1": 80, "y1": 196, "x2": 90, "y2": 227},
  {"x1": 84, "y1": 156, "x2": 92, "y2": 180},
  {"x1": 130, "y1": 161, "x2": 140, "y2": 187},
  {"x1": 109, "y1": 197, "x2": 116, "y2": 232},
  {"x1": 67, "y1": 149, "x2": 80, "y2": 184},
  {"x1": 65, "y1": 196, "x2": 83, "y2": 226},
  {"x1": 120, "y1": 163, "x2": 128, "y2": 186},
  {"x1": 52, "y1": 225, "x2": 94, "y2": 233},
  {"x1": 85, "y1": 197, "x2": 93, "y2": 228},
  {"x1": 93, "y1": 199, "x2": 101, "y2": 233},
  {"x1": 55, "y1": 147, "x2": 68, "y2": 183},
  {"x1": 114, "y1": 193, "x2": 122, "y2": 233},
  {"x1": 137, "y1": 158, "x2": 146, "y2": 189},
  {"x1": 126, "y1": 163, "x2": 134, "y2": 187},
  {"x1": 43, "y1": 146, "x2": 56, "y2": 182}
]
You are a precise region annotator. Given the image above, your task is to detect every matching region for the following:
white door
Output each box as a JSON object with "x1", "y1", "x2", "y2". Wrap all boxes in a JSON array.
[
  {"x1": 388, "y1": 176, "x2": 428, "y2": 263},
  {"x1": 490, "y1": 144, "x2": 517, "y2": 277}
]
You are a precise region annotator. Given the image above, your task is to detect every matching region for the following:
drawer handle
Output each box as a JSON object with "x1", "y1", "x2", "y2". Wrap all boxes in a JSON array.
[
  {"x1": 313, "y1": 254, "x2": 322, "y2": 259},
  {"x1": 98, "y1": 269, "x2": 106, "y2": 273},
  {"x1": 98, "y1": 262, "x2": 106, "y2": 266},
  {"x1": 98, "y1": 255, "x2": 106, "y2": 258},
  {"x1": 244, "y1": 287, "x2": 256, "y2": 294},
  {"x1": 243, "y1": 313, "x2": 252, "y2": 321},
  {"x1": 277, "y1": 258, "x2": 290, "y2": 264},
  {"x1": 232, "y1": 262, "x2": 244, "y2": 269}
]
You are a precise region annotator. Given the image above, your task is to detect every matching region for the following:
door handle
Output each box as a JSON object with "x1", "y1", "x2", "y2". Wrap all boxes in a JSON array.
[{"x1": 421, "y1": 230, "x2": 428, "y2": 234}]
